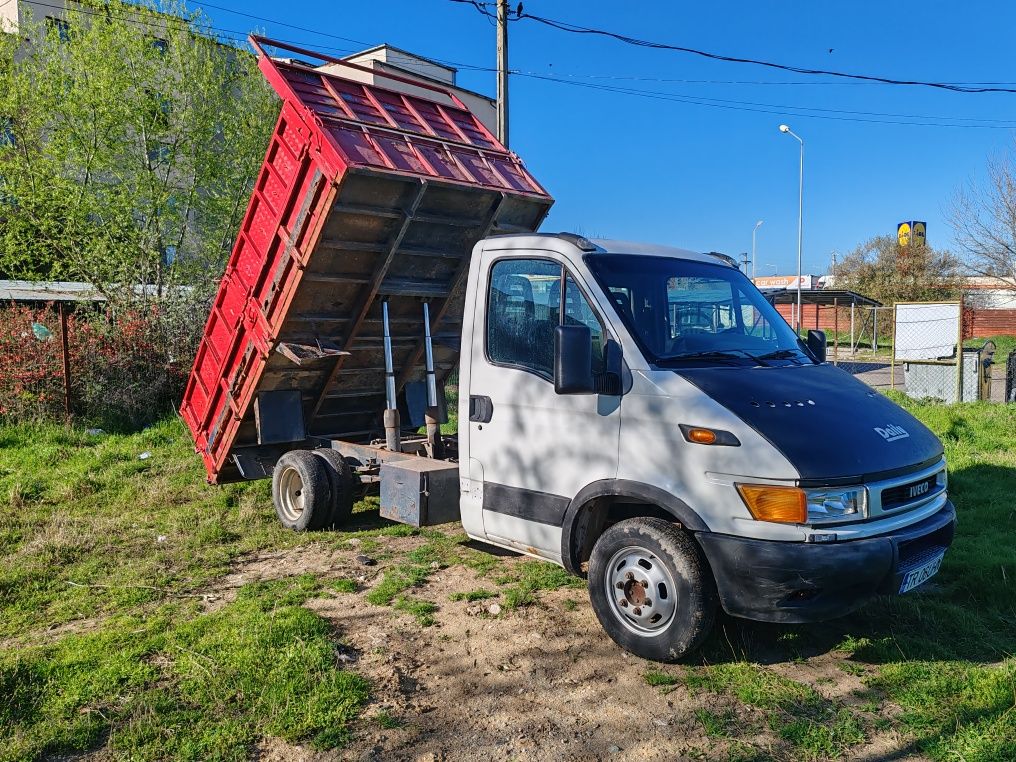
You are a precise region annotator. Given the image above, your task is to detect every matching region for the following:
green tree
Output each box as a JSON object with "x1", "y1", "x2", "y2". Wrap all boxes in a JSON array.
[
  {"x1": 0, "y1": 0, "x2": 277, "y2": 298},
  {"x1": 835, "y1": 234, "x2": 960, "y2": 306}
]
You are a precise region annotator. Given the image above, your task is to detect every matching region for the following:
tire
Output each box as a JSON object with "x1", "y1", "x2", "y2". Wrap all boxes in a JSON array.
[
  {"x1": 311, "y1": 449, "x2": 356, "y2": 528},
  {"x1": 588, "y1": 517, "x2": 717, "y2": 663},
  {"x1": 271, "y1": 450, "x2": 332, "y2": 531}
]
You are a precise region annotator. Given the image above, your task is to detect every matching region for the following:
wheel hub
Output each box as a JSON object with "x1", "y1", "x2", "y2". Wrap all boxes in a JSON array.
[
  {"x1": 604, "y1": 546, "x2": 678, "y2": 636},
  {"x1": 278, "y1": 466, "x2": 306, "y2": 521}
]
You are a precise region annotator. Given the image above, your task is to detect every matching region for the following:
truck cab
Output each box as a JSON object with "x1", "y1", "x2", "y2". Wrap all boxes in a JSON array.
[{"x1": 456, "y1": 233, "x2": 955, "y2": 661}]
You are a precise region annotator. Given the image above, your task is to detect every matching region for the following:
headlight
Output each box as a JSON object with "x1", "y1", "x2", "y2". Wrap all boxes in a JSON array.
[
  {"x1": 737, "y1": 484, "x2": 867, "y2": 524},
  {"x1": 804, "y1": 486, "x2": 866, "y2": 524}
]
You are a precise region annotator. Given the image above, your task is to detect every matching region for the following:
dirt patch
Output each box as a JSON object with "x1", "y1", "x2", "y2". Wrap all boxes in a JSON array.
[
  {"x1": 205, "y1": 528, "x2": 930, "y2": 761},
  {"x1": 307, "y1": 561, "x2": 727, "y2": 761},
  {"x1": 192, "y1": 530, "x2": 436, "y2": 615}
]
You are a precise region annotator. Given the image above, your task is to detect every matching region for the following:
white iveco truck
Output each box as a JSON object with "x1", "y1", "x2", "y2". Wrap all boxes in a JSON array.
[
  {"x1": 448, "y1": 234, "x2": 954, "y2": 660},
  {"x1": 184, "y1": 40, "x2": 955, "y2": 662}
]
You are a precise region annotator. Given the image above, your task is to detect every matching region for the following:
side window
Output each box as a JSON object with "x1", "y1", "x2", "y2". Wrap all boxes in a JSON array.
[
  {"x1": 487, "y1": 259, "x2": 561, "y2": 378},
  {"x1": 739, "y1": 287, "x2": 776, "y2": 340},
  {"x1": 564, "y1": 275, "x2": 605, "y2": 374}
]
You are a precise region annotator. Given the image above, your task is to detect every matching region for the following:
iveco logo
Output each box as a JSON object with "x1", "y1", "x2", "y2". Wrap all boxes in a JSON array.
[
  {"x1": 909, "y1": 482, "x2": 930, "y2": 498},
  {"x1": 875, "y1": 424, "x2": 910, "y2": 442}
]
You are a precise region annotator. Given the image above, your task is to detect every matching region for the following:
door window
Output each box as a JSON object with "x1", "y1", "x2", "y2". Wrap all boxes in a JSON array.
[
  {"x1": 487, "y1": 259, "x2": 561, "y2": 378},
  {"x1": 486, "y1": 260, "x2": 607, "y2": 380},
  {"x1": 564, "y1": 274, "x2": 605, "y2": 374}
]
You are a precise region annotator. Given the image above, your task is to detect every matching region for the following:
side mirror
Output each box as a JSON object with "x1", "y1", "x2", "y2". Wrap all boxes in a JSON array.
[
  {"x1": 601, "y1": 338, "x2": 623, "y2": 396},
  {"x1": 806, "y1": 329, "x2": 827, "y2": 363},
  {"x1": 554, "y1": 325, "x2": 595, "y2": 394}
]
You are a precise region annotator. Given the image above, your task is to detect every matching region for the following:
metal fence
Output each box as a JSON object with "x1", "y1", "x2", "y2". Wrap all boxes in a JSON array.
[
  {"x1": 0, "y1": 301, "x2": 193, "y2": 428},
  {"x1": 890, "y1": 301, "x2": 965, "y2": 403},
  {"x1": 0, "y1": 303, "x2": 73, "y2": 423}
]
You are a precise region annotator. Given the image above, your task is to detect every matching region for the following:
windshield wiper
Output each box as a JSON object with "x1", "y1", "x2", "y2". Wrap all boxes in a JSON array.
[
  {"x1": 658, "y1": 350, "x2": 757, "y2": 366},
  {"x1": 755, "y1": 348, "x2": 807, "y2": 364}
]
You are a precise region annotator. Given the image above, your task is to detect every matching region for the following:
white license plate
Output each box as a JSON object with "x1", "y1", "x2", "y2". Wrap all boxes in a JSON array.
[{"x1": 899, "y1": 552, "x2": 944, "y2": 594}]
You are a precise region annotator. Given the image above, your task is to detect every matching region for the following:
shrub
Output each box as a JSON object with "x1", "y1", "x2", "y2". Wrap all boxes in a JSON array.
[{"x1": 0, "y1": 293, "x2": 208, "y2": 430}]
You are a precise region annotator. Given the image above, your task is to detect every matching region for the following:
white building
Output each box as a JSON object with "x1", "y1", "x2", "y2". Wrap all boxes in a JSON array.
[{"x1": 962, "y1": 276, "x2": 1016, "y2": 309}]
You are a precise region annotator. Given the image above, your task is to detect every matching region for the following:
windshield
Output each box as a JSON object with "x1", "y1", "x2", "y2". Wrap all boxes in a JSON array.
[{"x1": 585, "y1": 254, "x2": 811, "y2": 366}]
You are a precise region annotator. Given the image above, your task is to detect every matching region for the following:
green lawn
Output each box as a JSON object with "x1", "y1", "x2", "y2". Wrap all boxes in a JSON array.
[
  {"x1": 0, "y1": 421, "x2": 372, "y2": 761},
  {"x1": 1, "y1": 397, "x2": 1015, "y2": 760}
]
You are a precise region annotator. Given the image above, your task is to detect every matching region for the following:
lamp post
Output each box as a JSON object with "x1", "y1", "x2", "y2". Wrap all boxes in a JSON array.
[
  {"x1": 751, "y1": 220, "x2": 763, "y2": 281},
  {"x1": 779, "y1": 124, "x2": 804, "y2": 332}
]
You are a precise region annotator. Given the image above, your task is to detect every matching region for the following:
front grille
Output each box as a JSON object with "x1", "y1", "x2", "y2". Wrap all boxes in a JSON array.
[{"x1": 881, "y1": 474, "x2": 940, "y2": 511}]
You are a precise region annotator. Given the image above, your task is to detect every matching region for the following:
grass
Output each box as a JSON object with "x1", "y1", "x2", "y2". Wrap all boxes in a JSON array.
[
  {"x1": 392, "y1": 596, "x2": 438, "y2": 626},
  {"x1": 0, "y1": 421, "x2": 368, "y2": 760},
  {"x1": 493, "y1": 559, "x2": 584, "y2": 611},
  {"x1": 3, "y1": 392, "x2": 1015, "y2": 761},
  {"x1": 449, "y1": 588, "x2": 498, "y2": 602},
  {"x1": 965, "y1": 333, "x2": 1016, "y2": 360},
  {"x1": 0, "y1": 576, "x2": 368, "y2": 762},
  {"x1": 643, "y1": 669, "x2": 681, "y2": 687}
]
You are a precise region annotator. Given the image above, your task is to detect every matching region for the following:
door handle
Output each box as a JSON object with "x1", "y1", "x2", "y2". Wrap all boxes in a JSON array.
[{"x1": 469, "y1": 395, "x2": 493, "y2": 423}]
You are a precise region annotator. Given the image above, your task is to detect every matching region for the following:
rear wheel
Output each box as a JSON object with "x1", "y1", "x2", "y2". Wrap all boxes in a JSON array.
[
  {"x1": 272, "y1": 450, "x2": 331, "y2": 531},
  {"x1": 312, "y1": 449, "x2": 356, "y2": 527},
  {"x1": 588, "y1": 517, "x2": 716, "y2": 662}
]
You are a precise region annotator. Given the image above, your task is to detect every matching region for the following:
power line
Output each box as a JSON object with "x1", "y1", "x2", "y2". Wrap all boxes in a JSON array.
[
  {"x1": 511, "y1": 71, "x2": 1016, "y2": 129},
  {"x1": 510, "y1": 70, "x2": 1016, "y2": 89},
  {"x1": 448, "y1": 0, "x2": 1016, "y2": 95},
  {"x1": 21, "y1": 1, "x2": 1016, "y2": 129},
  {"x1": 187, "y1": 1, "x2": 371, "y2": 47},
  {"x1": 514, "y1": 72, "x2": 1016, "y2": 125}
]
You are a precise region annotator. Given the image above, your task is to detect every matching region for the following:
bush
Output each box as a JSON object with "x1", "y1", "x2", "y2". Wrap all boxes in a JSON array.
[{"x1": 0, "y1": 293, "x2": 208, "y2": 431}]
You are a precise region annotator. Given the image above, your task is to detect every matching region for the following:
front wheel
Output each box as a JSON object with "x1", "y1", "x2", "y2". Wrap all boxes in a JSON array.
[{"x1": 588, "y1": 517, "x2": 717, "y2": 662}]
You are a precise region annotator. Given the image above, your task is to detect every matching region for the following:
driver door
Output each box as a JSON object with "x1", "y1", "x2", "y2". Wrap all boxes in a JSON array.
[{"x1": 464, "y1": 253, "x2": 621, "y2": 560}]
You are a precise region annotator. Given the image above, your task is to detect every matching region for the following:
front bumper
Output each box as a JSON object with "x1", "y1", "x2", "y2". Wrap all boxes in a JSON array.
[{"x1": 696, "y1": 502, "x2": 956, "y2": 623}]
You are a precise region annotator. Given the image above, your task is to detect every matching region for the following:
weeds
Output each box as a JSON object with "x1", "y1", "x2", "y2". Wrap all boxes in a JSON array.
[
  {"x1": 393, "y1": 597, "x2": 438, "y2": 627},
  {"x1": 449, "y1": 589, "x2": 498, "y2": 602},
  {"x1": 643, "y1": 669, "x2": 681, "y2": 688},
  {"x1": 495, "y1": 560, "x2": 583, "y2": 611}
]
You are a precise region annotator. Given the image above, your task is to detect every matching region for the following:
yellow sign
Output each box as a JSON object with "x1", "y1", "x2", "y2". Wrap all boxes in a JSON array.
[
  {"x1": 898, "y1": 220, "x2": 927, "y2": 247},
  {"x1": 897, "y1": 222, "x2": 911, "y2": 247}
]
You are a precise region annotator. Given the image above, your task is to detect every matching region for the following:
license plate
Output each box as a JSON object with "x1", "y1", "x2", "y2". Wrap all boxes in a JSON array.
[{"x1": 899, "y1": 552, "x2": 944, "y2": 594}]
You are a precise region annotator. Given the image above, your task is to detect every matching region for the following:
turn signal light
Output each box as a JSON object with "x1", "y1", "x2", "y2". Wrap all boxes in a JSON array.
[
  {"x1": 737, "y1": 484, "x2": 807, "y2": 524},
  {"x1": 686, "y1": 428, "x2": 717, "y2": 444}
]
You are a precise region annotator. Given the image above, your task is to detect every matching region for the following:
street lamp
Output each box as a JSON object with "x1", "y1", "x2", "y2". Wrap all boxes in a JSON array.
[
  {"x1": 751, "y1": 220, "x2": 763, "y2": 281},
  {"x1": 779, "y1": 124, "x2": 804, "y2": 332}
]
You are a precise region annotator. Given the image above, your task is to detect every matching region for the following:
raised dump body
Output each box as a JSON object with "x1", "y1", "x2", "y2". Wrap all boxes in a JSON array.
[{"x1": 180, "y1": 36, "x2": 553, "y2": 483}]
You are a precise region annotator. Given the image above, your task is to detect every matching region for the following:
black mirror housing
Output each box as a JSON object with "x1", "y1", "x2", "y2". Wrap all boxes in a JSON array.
[
  {"x1": 599, "y1": 338, "x2": 623, "y2": 395},
  {"x1": 807, "y1": 329, "x2": 827, "y2": 363},
  {"x1": 554, "y1": 325, "x2": 595, "y2": 394}
]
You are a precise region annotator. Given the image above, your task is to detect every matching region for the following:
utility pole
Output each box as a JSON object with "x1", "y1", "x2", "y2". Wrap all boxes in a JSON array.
[
  {"x1": 740, "y1": 251, "x2": 751, "y2": 275},
  {"x1": 496, "y1": 0, "x2": 509, "y2": 147}
]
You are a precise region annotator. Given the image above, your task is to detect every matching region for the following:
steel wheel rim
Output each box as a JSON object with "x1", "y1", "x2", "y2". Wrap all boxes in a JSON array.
[
  {"x1": 603, "y1": 545, "x2": 678, "y2": 636},
  {"x1": 278, "y1": 466, "x2": 305, "y2": 522}
]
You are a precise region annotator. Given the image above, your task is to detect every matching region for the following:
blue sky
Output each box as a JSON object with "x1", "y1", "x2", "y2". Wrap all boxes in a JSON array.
[{"x1": 194, "y1": 0, "x2": 1016, "y2": 276}]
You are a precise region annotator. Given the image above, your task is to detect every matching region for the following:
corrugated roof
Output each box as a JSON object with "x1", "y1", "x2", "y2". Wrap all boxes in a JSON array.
[{"x1": 0, "y1": 280, "x2": 105, "y2": 302}]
